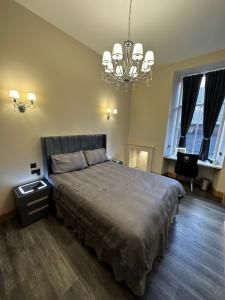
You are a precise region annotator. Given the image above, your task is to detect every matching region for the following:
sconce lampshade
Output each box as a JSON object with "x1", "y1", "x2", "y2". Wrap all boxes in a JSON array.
[
  {"x1": 9, "y1": 90, "x2": 20, "y2": 99},
  {"x1": 27, "y1": 92, "x2": 37, "y2": 101},
  {"x1": 113, "y1": 108, "x2": 118, "y2": 115}
]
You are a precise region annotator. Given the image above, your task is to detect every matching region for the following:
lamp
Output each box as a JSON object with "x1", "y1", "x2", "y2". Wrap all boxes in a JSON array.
[
  {"x1": 129, "y1": 66, "x2": 137, "y2": 78},
  {"x1": 144, "y1": 50, "x2": 154, "y2": 66},
  {"x1": 132, "y1": 43, "x2": 143, "y2": 61},
  {"x1": 107, "y1": 108, "x2": 118, "y2": 120},
  {"x1": 102, "y1": 51, "x2": 112, "y2": 66},
  {"x1": 115, "y1": 65, "x2": 123, "y2": 77},
  {"x1": 101, "y1": 0, "x2": 154, "y2": 88},
  {"x1": 9, "y1": 90, "x2": 37, "y2": 113},
  {"x1": 9, "y1": 90, "x2": 20, "y2": 100},
  {"x1": 112, "y1": 43, "x2": 123, "y2": 61},
  {"x1": 27, "y1": 92, "x2": 37, "y2": 102}
]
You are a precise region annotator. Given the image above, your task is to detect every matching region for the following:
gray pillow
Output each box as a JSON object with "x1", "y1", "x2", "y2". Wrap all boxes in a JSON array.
[
  {"x1": 84, "y1": 148, "x2": 109, "y2": 166},
  {"x1": 51, "y1": 151, "x2": 88, "y2": 174}
]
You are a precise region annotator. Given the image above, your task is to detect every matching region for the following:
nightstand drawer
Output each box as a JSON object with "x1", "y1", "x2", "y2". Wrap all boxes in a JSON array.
[
  {"x1": 19, "y1": 204, "x2": 50, "y2": 227},
  {"x1": 26, "y1": 195, "x2": 49, "y2": 207},
  {"x1": 24, "y1": 195, "x2": 51, "y2": 214},
  {"x1": 18, "y1": 189, "x2": 51, "y2": 207}
]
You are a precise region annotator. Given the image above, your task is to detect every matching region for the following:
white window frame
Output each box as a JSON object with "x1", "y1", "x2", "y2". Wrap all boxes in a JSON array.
[{"x1": 164, "y1": 61, "x2": 225, "y2": 168}]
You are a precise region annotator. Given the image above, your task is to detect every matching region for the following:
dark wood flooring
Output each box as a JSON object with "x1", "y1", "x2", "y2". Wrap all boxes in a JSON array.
[{"x1": 0, "y1": 193, "x2": 224, "y2": 300}]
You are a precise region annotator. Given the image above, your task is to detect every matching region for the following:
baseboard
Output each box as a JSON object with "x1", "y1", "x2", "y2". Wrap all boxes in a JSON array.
[
  {"x1": 163, "y1": 172, "x2": 224, "y2": 204},
  {"x1": 211, "y1": 188, "x2": 224, "y2": 202},
  {"x1": 0, "y1": 210, "x2": 16, "y2": 224}
]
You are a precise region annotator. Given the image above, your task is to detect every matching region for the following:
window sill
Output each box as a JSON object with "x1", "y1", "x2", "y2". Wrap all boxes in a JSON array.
[{"x1": 164, "y1": 155, "x2": 222, "y2": 170}]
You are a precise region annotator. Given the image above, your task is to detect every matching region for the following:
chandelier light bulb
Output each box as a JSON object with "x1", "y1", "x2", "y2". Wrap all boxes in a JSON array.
[
  {"x1": 141, "y1": 61, "x2": 151, "y2": 73},
  {"x1": 112, "y1": 43, "x2": 123, "y2": 61},
  {"x1": 102, "y1": 51, "x2": 112, "y2": 66},
  {"x1": 132, "y1": 43, "x2": 143, "y2": 61},
  {"x1": 105, "y1": 62, "x2": 114, "y2": 73},
  {"x1": 129, "y1": 66, "x2": 137, "y2": 77},
  {"x1": 116, "y1": 65, "x2": 123, "y2": 77},
  {"x1": 144, "y1": 50, "x2": 154, "y2": 65}
]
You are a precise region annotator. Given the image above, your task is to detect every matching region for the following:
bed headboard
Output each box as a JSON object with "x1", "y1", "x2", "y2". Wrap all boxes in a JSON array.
[{"x1": 41, "y1": 134, "x2": 107, "y2": 178}]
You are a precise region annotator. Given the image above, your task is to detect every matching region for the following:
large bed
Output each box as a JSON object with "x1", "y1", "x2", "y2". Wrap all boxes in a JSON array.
[{"x1": 41, "y1": 134, "x2": 184, "y2": 296}]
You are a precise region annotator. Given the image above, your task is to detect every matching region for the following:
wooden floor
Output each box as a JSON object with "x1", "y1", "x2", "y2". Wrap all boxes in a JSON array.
[{"x1": 0, "y1": 193, "x2": 224, "y2": 300}]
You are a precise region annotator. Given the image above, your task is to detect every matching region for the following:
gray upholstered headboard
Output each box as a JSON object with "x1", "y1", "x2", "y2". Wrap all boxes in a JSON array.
[{"x1": 41, "y1": 134, "x2": 107, "y2": 178}]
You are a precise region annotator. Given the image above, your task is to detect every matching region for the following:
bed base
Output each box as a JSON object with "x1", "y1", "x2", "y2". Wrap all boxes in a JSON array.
[{"x1": 54, "y1": 198, "x2": 179, "y2": 296}]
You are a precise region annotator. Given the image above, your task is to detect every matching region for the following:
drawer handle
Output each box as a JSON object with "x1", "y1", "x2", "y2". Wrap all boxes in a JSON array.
[
  {"x1": 27, "y1": 196, "x2": 48, "y2": 207},
  {"x1": 28, "y1": 204, "x2": 49, "y2": 215}
]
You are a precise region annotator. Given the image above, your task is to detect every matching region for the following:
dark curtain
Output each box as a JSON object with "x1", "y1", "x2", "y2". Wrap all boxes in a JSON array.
[
  {"x1": 199, "y1": 69, "x2": 225, "y2": 160},
  {"x1": 178, "y1": 74, "x2": 203, "y2": 147}
]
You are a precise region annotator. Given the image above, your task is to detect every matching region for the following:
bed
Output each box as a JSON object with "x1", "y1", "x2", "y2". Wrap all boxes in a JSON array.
[{"x1": 41, "y1": 134, "x2": 184, "y2": 296}]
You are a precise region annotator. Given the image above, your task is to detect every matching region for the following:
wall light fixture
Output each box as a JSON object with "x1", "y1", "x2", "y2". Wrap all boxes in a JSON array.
[
  {"x1": 9, "y1": 90, "x2": 37, "y2": 113},
  {"x1": 107, "y1": 108, "x2": 117, "y2": 120}
]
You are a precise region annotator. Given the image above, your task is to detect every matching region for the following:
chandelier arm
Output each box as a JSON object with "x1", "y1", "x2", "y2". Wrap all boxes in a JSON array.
[
  {"x1": 136, "y1": 74, "x2": 148, "y2": 80},
  {"x1": 134, "y1": 73, "x2": 150, "y2": 82},
  {"x1": 103, "y1": 74, "x2": 120, "y2": 84},
  {"x1": 107, "y1": 70, "x2": 125, "y2": 83},
  {"x1": 122, "y1": 59, "x2": 129, "y2": 78}
]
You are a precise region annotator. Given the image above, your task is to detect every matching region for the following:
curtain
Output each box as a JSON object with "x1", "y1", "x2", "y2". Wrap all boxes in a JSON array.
[
  {"x1": 178, "y1": 74, "x2": 203, "y2": 147},
  {"x1": 199, "y1": 69, "x2": 225, "y2": 161}
]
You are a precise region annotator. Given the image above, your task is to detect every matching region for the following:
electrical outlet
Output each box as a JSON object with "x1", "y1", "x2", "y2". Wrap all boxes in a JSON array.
[
  {"x1": 31, "y1": 168, "x2": 40, "y2": 176},
  {"x1": 30, "y1": 163, "x2": 37, "y2": 169}
]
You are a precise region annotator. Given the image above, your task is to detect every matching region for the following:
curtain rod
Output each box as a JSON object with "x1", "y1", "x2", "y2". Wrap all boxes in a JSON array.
[{"x1": 182, "y1": 66, "x2": 225, "y2": 78}]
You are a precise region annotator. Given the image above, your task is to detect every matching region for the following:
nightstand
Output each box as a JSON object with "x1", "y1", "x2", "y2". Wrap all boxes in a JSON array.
[
  {"x1": 112, "y1": 159, "x2": 124, "y2": 165},
  {"x1": 13, "y1": 178, "x2": 52, "y2": 227}
]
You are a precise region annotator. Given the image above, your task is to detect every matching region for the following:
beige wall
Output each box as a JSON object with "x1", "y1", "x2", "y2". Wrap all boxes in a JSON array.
[
  {"x1": 129, "y1": 50, "x2": 225, "y2": 193},
  {"x1": 0, "y1": 0, "x2": 131, "y2": 215}
]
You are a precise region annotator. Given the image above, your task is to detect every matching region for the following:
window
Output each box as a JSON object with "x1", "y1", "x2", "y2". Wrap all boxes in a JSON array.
[{"x1": 165, "y1": 69, "x2": 225, "y2": 167}]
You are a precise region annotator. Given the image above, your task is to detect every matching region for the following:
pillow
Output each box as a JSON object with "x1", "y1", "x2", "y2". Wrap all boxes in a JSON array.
[
  {"x1": 84, "y1": 148, "x2": 109, "y2": 166},
  {"x1": 51, "y1": 151, "x2": 88, "y2": 174}
]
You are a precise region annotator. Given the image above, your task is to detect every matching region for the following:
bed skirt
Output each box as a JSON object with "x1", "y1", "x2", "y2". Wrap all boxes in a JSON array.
[{"x1": 55, "y1": 200, "x2": 178, "y2": 296}]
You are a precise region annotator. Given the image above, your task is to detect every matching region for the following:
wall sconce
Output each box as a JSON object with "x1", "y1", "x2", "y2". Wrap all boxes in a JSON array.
[
  {"x1": 9, "y1": 90, "x2": 37, "y2": 113},
  {"x1": 107, "y1": 108, "x2": 117, "y2": 120}
]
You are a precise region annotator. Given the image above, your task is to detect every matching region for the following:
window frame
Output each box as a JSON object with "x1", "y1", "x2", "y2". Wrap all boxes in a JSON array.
[{"x1": 164, "y1": 61, "x2": 225, "y2": 168}]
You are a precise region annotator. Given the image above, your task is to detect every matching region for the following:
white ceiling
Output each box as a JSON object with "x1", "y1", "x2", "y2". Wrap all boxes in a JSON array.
[{"x1": 15, "y1": 0, "x2": 225, "y2": 65}]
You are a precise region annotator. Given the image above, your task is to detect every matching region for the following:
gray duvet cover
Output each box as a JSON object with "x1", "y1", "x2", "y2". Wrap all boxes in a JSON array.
[{"x1": 50, "y1": 161, "x2": 184, "y2": 296}]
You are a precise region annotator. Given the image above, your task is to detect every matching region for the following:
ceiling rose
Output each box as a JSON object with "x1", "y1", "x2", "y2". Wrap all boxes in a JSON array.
[{"x1": 102, "y1": 0, "x2": 154, "y2": 88}]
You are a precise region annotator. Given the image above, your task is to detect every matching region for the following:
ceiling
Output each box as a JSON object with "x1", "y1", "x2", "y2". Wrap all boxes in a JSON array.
[{"x1": 15, "y1": 0, "x2": 225, "y2": 65}]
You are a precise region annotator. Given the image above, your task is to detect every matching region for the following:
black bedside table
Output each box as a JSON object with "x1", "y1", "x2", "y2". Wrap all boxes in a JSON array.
[
  {"x1": 111, "y1": 159, "x2": 124, "y2": 165},
  {"x1": 13, "y1": 178, "x2": 52, "y2": 227}
]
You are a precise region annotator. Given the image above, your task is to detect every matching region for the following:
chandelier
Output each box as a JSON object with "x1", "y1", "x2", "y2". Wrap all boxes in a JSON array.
[{"x1": 102, "y1": 0, "x2": 154, "y2": 87}]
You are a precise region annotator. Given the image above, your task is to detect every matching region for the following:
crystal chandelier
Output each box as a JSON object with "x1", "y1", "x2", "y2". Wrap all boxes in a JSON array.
[{"x1": 102, "y1": 0, "x2": 154, "y2": 88}]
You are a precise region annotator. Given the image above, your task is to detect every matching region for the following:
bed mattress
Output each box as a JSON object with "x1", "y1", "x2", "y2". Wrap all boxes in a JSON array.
[{"x1": 50, "y1": 161, "x2": 184, "y2": 295}]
